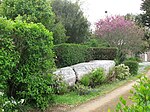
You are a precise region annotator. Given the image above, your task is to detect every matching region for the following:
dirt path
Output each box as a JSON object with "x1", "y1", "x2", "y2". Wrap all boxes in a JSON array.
[{"x1": 67, "y1": 70, "x2": 150, "y2": 112}]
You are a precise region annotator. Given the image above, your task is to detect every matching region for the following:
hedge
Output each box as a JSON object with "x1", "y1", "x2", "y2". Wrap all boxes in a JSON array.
[
  {"x1": 123, "y1": 60, "x2": 139, "y2": 75},
  {"x1": 54, "y1": 43, "x2": 90, "y2": 67},
  {"x1": 54, "y1": 44, "x2": 117, "y2": 67},
  {"x1": 89, "y1": 47, "x2": 118, "y2": 60},
  {"x1": 0, "y1": 17, "x2": 55, "y2": 110}
]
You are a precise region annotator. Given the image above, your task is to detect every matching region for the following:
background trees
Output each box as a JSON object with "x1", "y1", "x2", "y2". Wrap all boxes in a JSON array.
[
  {"x1": 51, "y1": 0, "x2": 90, "y2": 43},
  {"x1": 141, "y1": 0, "x2": 150, "y2": 28},
  {"x1": 1, "y1": 0, "x2": 68, "y2": 44}
]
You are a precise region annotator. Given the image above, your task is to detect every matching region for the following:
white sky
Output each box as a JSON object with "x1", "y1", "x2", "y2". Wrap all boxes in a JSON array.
[{"x1": 78, "y1": 0, "x2": 143, "y2": 29}]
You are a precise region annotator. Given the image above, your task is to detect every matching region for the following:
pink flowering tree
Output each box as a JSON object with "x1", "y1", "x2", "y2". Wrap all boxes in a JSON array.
[{"x1": 95, "y1": 15, "x2": 145, "y2": 54}]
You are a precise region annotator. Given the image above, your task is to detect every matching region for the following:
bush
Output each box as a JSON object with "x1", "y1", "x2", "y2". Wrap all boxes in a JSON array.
[
  {"x1": 53, "y1": 43, "x2": 90, "y2": 67},
  {"x1": 80, "y1": 74, "x2": 91, "y2": 86},
  {"x1": 19, "y1": 75, "x2": 54, "y2": 110},
  {"x1": 73, "y1": 84, "x2": 91, "y2": 95},
  {"x1": 116, "y1": 77, "x2": 150, "y2": 112},
  {"x1": 89, "y1": 47, "x2": 118, "y2": 60},
  {"x1": 79, "y1": 68, "x2": 105, "y2": 88},
  {"x1": 123, "y1": 60, "x2": 139, "y2": 75},
  {"x1": 0, "y1": 18, "x2": 55, "y2": 110},
  {"x1": 52, "y1": 75, "x2": 69, "y2": 95},
  {"x1": 126, "y1": 57, "x2": 141, "y2": 62},
  {"x1": 115, "y1": 64, "x2": 131, "y2": 80},
  {"x1": 90, "y1": 68, "x2": 106, "y2": 87},
  {"x1": 83, "y1": 38, "x2": 109, "y2": 47}
]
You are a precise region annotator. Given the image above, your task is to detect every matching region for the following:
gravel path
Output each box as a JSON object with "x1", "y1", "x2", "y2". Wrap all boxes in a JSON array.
[{"x1": 68, "y1": 62, "x2": 150, "y2": 112}]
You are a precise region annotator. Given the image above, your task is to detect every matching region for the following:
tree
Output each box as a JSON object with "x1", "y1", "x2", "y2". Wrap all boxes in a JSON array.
[
  {"x1": 141, "y1": 0, "x2": 150, "y2": 28},
  {"x1": 95, "y1": 15, "x2": 145, "y2": 54},
  {"x1": 1, "y1": 0, "x2": 68, "y2": 44},
  {"x1": 51, "y1": 0, "x2": 90, "y2": 43}
]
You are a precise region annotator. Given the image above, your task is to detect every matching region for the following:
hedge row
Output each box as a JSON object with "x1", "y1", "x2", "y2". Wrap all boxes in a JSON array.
[
  {"x1": 54, "y1": 43, "x2": 118, "y2": 67},
  {"x1": 89, "y1": 47, "x2": 118, "y2": 60},
  {"x1": 54, "y1": 44, "x2": 90, "y2": 67}
]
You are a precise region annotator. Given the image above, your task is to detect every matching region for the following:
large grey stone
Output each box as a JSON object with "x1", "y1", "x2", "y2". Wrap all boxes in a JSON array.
[
  {"x1": 71, "y1": 63, "x2": 94, "y2": 80},
  {"x1": 53, "y1": 60, "x2": 115, "y2": 86},
  {"x1": 72, "y1": 60, "x2": 115, "y2": 80},
  {"x1": 53, "y1": 67, "x2": 76, "y2": 86}
]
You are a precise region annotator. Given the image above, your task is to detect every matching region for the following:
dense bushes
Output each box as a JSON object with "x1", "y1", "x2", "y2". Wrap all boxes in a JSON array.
[
  {"x1": 123, "y1": 60, "x2": 139, "y2": 75},
  {"x1": 0, "y1": 18, "x2": 55, "y2": 111},
  {"x1": 54, "y1": 43, "x2": 90, "y2": 67},
  {"x1": 54, "y1": 44, "x2": 117, "y2": 67},
  {"x1": 89, "y1": 47, "x2": 118, "y2": 60}
]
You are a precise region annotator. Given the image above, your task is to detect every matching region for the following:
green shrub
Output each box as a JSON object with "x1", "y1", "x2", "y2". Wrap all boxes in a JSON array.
[
  {"x1": 126, "y1": 57, "x2": 141, "y2": 62},
  {"x1": 80, "y1": 75, "x2": 91, "y2": 86},
  {"x1": 115, "y1": 64, "x2": 131, "y2": 80},
  {"x1": 73, "y1": 84, "x2": 91, "y2": 95},
  {"x1": 53, "y1": 43, "x2": 90, "y2": 67},
  {"x1": 0, "y1": 18, "x2": 55, "y2": 110},
  {"x1": 90, "y1": 68, "x2": 106, "y2": 87},
  {"x1": 79, "y1": 68, "x2": 105, "y2": 88},
  {"x1": 116, "y1": 77, "x2": 150, "y2": 112},
  {"x1": 123, "y1": 60, "x2": 139, "y2": 75},
  {"x1": 83, "y1": 39, "x2": 109, "y2": 47},
  {"x1": 89, "y1": 47, "x2": 118, "y2": 60},
  {"x1": 19, "y1": 75, "x2": 54, "y2": 110},
  {"x1": 52, "y1": 75, "x2": 69, "y2": 95}
]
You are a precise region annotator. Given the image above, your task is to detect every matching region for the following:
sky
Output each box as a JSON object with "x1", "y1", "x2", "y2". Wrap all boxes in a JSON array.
[{"x1": 78, "y1": 0, "x2": 143, "y2": 29}]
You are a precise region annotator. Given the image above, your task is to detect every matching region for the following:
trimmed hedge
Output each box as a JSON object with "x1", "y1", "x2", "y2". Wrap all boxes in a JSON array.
[
  {"x1": 123, "y1": 60, "x2": 139, "y2": 75},
  {"x1": 54, "y1": 44, "x2": 117, "y2": 67},
  {"x1": 89, "y1": 47, "x2": 118, "y2": 60},
  {"x1": 54, "y1": 44, "x2": 90, "y2": 67}
]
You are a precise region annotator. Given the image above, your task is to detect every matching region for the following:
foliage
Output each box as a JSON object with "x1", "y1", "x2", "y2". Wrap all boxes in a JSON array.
[
  {"x1": 1, "y1": 0, "x2": 54, "y2": 28},
  {"x1": 115, "y1": 64, "x2": 131, "y2": 80},
  {"x1": 80, "y1": 75, "x2": 91, "y2": 87},
  {"x1": 51, "y1": 0, "x2": 90, "y2": 43},
  {"x1": 19, "y1": 75, "x2": 54, "y2": 110},
  {"x1": 80, "y1": 68, "x2": 105, "y2": 88},
  {"x1": 116, "y1": 77, "x2": 150, "y2": 112},
  {"x1": 126, "y1": 57, "x2": 141, "y2": 62},
  {"x1": 52, "y1": 75, "x2": 69, "y2": 95},
  {"x1": 84, "y1": 38, "x2": 109, "y2": 47},
  {"x1": 90, "y1": 68, "x2": 106, "y2": 87},
  {"x1": 89, "y1": 47, "x2": 118, "y2": 60},
  {"x1": 1, "y1": 95, "x2": 26, "y2": 112},
  {"x1": 123, "y1": 60, "x2": 139, "y2": 75},
  {"x1": 141, "y1": 0, "x2": 150, "y2": 28},
  {"x1": 95, "y1": 15, "x2": 145, "y2": 54},
  {"x1": 0, "y1": 18, "x2": 55, "y2": 110},
  {"x1": 73, "y1": 84, "x2": 91, "y2": 95},
  {"x1": 52, "y1": 22, "x2": 68, "y2": 44},
  {"x1": 54, "y1": 43, "x2": 117, "y2": 67},
  {"x1": 115, "y1": 50, "x2": 127, "y2": 65},
  {"x1": 0, "y1": 18, "x2": 19, "y2": 92},
  {"x1": 1, "y1": 0, "x2": 67, "y2": 45},
  {"x1": 53, "y1": 43, "x2": 89, "y2": 67}
]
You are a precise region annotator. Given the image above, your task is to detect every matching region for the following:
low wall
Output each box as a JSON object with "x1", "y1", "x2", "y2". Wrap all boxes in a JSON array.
[{"x1": 53, "y1": 60, "x2": 115, "y2": 86}]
